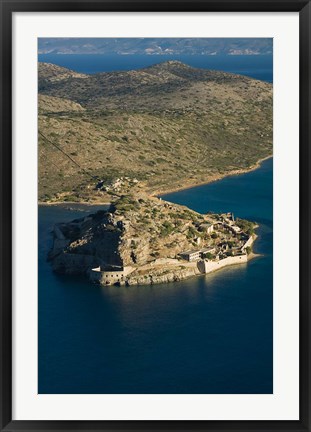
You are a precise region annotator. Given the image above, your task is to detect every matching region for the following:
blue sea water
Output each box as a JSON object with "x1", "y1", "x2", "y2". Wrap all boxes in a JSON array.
[
  {"x1": 38, "y1": 53, "x2": 273, "y2": 83},
  {"x1": 38, "y1": 158, "x2": 273, "y2": 394}
]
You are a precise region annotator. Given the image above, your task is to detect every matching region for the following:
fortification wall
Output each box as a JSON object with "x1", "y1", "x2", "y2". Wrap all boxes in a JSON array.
[
  {"x1": 52, "y1": 253, "x2": 97, "y2": 274},
  {"x1": 242, "y1": 235, "x2": 255, "y2": 252},
  {"x1": 197, "y1": 254, "x2": 248, "y2": 274},
  {"x1": 49, "y1": 238, "x2": 70, "y2": 259},
  {"x1": 54, "y1": 224, "x2": 66, "y2": 240},
  {"x1": 90, "y1": 266, "x2": 133, "y2": 285}
]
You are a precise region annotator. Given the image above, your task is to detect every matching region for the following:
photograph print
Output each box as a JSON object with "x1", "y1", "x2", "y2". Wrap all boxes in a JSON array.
[{"x1": 38, "y1": 37, "x2": 273, "y2": 394}]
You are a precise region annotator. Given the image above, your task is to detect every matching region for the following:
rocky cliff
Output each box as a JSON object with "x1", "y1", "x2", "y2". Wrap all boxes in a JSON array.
[{"x1": 50, "y1": 193, "x2": 217, "y2": 279}]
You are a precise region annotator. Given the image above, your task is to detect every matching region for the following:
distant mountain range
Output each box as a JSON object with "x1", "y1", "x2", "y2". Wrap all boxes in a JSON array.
[{"x1": 38, "y1": 38, "x2": 272, "y2": 56}]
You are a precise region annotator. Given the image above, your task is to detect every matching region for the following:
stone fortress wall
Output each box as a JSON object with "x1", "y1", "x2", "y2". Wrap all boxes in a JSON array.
[
  {"x1": 90, "y1": 266, "x2": 134, "y2": 285},
  {"x1": 197, "y1": 254, "x2": 248, "y2": 274},
  {"x1": 241, "y1": 235, "x2": 255, "y2": 252}
]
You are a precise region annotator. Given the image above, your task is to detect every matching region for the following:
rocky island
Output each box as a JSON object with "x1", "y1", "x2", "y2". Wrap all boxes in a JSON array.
[{"x1": 49, "y1": 179, "x2": 257, "y2": 286}]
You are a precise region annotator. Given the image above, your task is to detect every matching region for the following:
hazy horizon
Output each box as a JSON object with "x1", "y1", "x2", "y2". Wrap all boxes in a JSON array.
[{"x1": 38, "y1": 37, "x2": 273, "y2": 56}]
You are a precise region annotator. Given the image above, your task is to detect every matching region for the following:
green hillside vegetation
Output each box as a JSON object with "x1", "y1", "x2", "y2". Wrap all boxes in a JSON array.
[{"x1": 38, "y1": 60, "x2": 272, "y2": 202}]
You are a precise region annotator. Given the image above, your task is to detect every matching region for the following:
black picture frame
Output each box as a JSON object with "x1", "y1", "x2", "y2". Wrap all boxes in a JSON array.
[{"x1": 1, "y1": 1, "x2": 310, "y2": 431}]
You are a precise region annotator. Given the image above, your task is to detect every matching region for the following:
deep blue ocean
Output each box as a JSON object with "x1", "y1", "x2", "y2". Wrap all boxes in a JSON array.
[
  {"x1": 38, "y1": 53, "x2": 273, "y2": 83},
  {"x1": 38, "y1": 158, "x2": 273, "y2": 394}
]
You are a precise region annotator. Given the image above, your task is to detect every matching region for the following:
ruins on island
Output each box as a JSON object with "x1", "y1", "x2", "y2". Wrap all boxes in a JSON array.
[{"x1": 49, "y1": 186, "x2": 257, "y2": 286}]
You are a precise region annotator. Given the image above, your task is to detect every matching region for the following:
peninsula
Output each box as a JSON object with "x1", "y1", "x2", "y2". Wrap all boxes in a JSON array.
[{"x1": 38, "y1": 60, "x2": 272, "y2": 203}]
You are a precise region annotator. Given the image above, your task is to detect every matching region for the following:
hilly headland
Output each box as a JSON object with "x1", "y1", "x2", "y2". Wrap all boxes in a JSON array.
[{"x1": 38, "y1": 60, "x2": 272, "y2": 203}]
